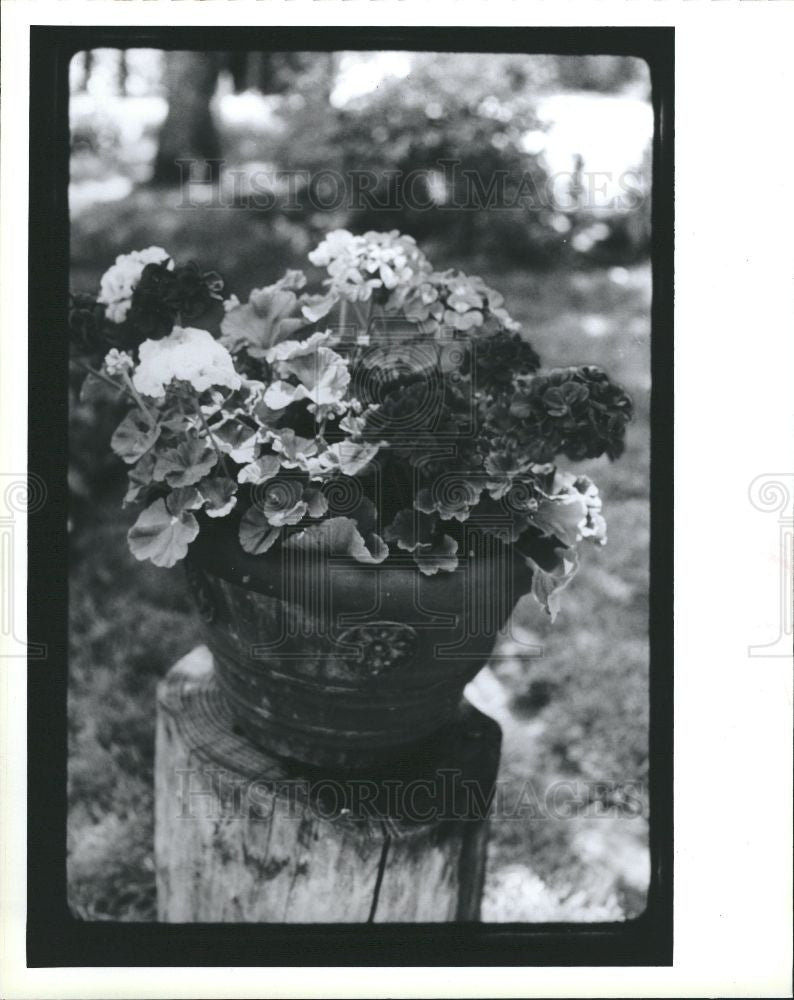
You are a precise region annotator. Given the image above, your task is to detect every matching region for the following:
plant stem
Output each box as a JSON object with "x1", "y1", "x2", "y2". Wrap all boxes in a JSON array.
[
  {"x1": 338, "y1": 298, "x2": 349, "y2": 337},
  {"x1": 73, "y1": 359, "x2": 145, "y2": 409},
  {"x1": 366, "y1": 299, "x2": 376, "y2": 337},
  {"x1": 193, "y1": 393, "x2": 232, "y2": 477},
  {"x1": 120, "y1": 371, "x2": 157, "y2": 427}
]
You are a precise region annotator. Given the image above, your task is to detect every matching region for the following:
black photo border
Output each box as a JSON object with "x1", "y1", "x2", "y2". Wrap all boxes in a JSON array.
[{"x1": 27, "y1": 24, "x2": 673, "y2": 969}]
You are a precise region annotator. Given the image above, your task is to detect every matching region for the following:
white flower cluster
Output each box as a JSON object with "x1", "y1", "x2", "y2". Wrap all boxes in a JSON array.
[
  {"x1": 132, "y1": 326, "x2": 242, "y2": 399},
  {"x1": 308, "y1": 229, "x2": 430, "y2": 304},
  {"x1": 97, "y1": 246, "x2": 172, "y2": 324},
  {"x1": 571, "y1": 474, "x2": 607, "y2": 544},
  {"x1": 103, "y1": 348, "x2": 134, "y2": 376}
]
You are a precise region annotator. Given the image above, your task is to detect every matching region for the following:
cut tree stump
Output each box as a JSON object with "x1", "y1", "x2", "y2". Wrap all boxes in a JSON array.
[{"x1": 155, "y1": 646, "x2": 501, "y2": 922}]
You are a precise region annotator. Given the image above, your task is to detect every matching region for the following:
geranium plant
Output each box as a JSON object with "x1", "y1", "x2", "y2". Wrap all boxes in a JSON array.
[{"x1": 70, "y1": 230, "x2": 632, "y2": 619}]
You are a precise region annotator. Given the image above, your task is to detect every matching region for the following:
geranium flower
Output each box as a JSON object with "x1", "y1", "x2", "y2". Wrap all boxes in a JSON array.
[
  {"x1": 307, "y1": 229, "x2": 360, "y2": 267},
  {"x1": 308, "y1": 229, "x2": 431, "y2": 309},
  {"x1": 360, "y1": 230, "x2": 424, "y2": 289},
  {"x1": 132, "y1": 326, "x2": 242, "y2": 399},
  {"x1": 464, "y1": 330, "x2": 541, "y2": 394},
  {"x1": 89, "y1": 229, "x2": 631, "y2": 595},
  {"x1": 97, "y1": 246, "x2": 172, "y2": 324},
  {"x1": 127, "y1": 260, "x2": 224, "y2": 340},
  {"x1": 104, "y1": 349, "x2": 134, "y2": 376},
  {"x1": 507, "y1": 366, "x2": 633, "y2": 462},
  {"x1": 571, "y1": 474, "x2": 607, "y2": 543},
  {"x1": 170, "y1": 261, "x2": 224, "y2": 320},
  {"x1": 446, "y1": 280, "x2": 484, "y2": 315}
]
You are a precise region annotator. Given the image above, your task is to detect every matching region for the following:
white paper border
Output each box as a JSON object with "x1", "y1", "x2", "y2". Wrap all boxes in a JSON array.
[{"x1": 2, "y1": 1, "x2": 792, "y2": 997}]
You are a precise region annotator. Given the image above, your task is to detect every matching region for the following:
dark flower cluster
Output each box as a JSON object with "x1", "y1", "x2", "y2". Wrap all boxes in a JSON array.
[
  {"x1": 505, "y1": 365, "x2": 634, "y2": 462},
  {"x1": 68, "y1": 260, "x2": 226, "y2": 363},
  {"x1": 128, "y1": 261, "x2": 224, "y2": 341},
  {"x1": 463, "y1": 329, "x2": 541, "y2": 394},
  {"x1": 361, "y1": 375, "x2": 475, "y2": 459}
]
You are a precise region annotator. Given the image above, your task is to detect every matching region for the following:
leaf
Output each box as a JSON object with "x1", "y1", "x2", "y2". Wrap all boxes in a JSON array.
[
  {"x1": 414, "y1": 535, "x2": 458, "y2": 576},
  {"x1": 80, "y1": 373, "x2": 119, "y2": 404},
  {"x1": 302, "y1": 486, "x2": 329, "y2": 519},
  {"x1": 527, "y1": 548, "x2": 579, "y2": 622},
  {"x1": 239, "y1": 506, "x2": 282, "y2": 555},
  {"x1": 267, "y1": 428, "x2": 319, "y2": 469},
  {"x1": 300, "y1": 291, "x2": 339, "y2": 323},
  {"x1": 415, "y1": 480, "x2": 481, "y2": 521},
  {"x1": 154, "y1": 437, "x2": 217, "y2": 487},
  {"x1": 158, "y1": 408, "x2": 198, "y2": 436},
  {"x1": 197, "y1": 476, "x2": 238, "y2": 518},
  {"x1": 384, "y1": 510, "x2": 457, "y2": 574},
  {"x1": 384, "y1": 509, "x2": 436, "y2": 551},
  {"x1": 111, "y1": 410, "x2": 160, "y2": 465},
  {"x1": 237, "y1": 454, "x2": 281, "y2": 485},
  {"x1": 285, "y1": 517, "x2": 388, "y2": 565},
  {"x1": 166, "y1": 486, "x2": 204, "y2": 515},
  {"x1": 263, "y1": 379, "x2": 308, "y2": 410},
  {"x1": 347, "y1": 496, "x2": 378, "y2": 535},
  {"x1": 212, "y1": 416, "x2": 258, "y2": 463},
  {"x1": 127, "y1": 499, "x2": 199, "y2": 568},
  {"x1": 221, "y1": 379, "x2": 266, "y2": 420},
  {"x1": 532, "y1": 494, "x2": 587, "y2": 547},
  {"x1": 123, "y1": 451, "x2": 158, "y2": 506},
  {"x1": 469, "y1": 493, "x2": 530, "y2": 544},
  {"x1": 307, "y1": 441, "x2": 380, "y2": 478},
  {"x1": 221, "y1": 272, "x2": 310, "y2": 355}
]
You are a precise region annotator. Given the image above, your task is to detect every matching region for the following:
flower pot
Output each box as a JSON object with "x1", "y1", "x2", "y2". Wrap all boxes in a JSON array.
[{"x1": 185, "y1": 518, "x2": 532, "y2": 770}]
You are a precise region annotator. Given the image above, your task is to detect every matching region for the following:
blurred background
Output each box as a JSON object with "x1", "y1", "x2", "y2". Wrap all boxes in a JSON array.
[{"x1": 68, "y1": 49, "x2": 652, "y2": 922}]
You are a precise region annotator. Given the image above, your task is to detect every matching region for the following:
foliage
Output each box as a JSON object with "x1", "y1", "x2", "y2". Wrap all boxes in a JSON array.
[
  {"x1": 271, "y1": 54, "x2": 565, "y2": 264},
  {"x1": 71, "y1": 229, "x2": 632, "y2": 618}
]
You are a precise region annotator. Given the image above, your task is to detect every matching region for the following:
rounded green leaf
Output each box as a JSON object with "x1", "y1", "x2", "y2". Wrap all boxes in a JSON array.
[
  {"x1": 127, "y1": 499, "x2": 199, "y2": 568},
  {"x1": 239, "y1": 507, "x2": 282, "y2": 555}
]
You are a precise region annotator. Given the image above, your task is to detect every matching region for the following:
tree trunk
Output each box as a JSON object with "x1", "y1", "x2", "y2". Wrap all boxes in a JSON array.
[
  {"x1": 152, "y1": 51, "x2": 222, "y2": 186},
  {"x1": 155, "y1": 646, "x2": 501, "y2": 922},
  {"x1": 117, "y1": 50, "x2": 128, "y2": 97}
]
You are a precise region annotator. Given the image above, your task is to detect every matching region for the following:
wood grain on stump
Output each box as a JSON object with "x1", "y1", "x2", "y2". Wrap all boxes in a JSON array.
[{"x1": 155, "y1": 646, "x2": 501, "y2": 923}]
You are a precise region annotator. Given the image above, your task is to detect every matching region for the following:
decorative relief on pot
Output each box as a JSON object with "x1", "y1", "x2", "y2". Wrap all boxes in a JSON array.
[{"x1": 335, "y1": 622, "x2": 419, "y2": 677}]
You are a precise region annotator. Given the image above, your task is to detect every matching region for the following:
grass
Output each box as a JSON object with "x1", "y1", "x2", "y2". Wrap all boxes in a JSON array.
[{"x1": 68, "y1": 198, "x2": 650, "y2": 922}]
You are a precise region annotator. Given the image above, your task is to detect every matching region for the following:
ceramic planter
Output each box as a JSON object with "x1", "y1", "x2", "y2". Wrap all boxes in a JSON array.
[{"x1": 186, "y1": 518, "x2": 532, "y2": 769}]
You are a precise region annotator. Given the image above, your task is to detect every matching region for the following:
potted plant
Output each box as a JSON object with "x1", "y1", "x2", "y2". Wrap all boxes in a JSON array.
[{"x1": 70, "y1": 230, "x2": 632, "y2": 769}]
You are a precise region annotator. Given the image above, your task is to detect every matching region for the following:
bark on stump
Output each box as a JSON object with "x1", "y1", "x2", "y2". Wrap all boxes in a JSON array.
[{"x1": 155, "y1": 646, "x2": 501, "y2": 922}]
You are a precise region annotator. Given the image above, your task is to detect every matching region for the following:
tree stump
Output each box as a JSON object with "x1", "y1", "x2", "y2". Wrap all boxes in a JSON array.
[{"x1": 155, "y1": 646, "x2": 501, "y2": 923}]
